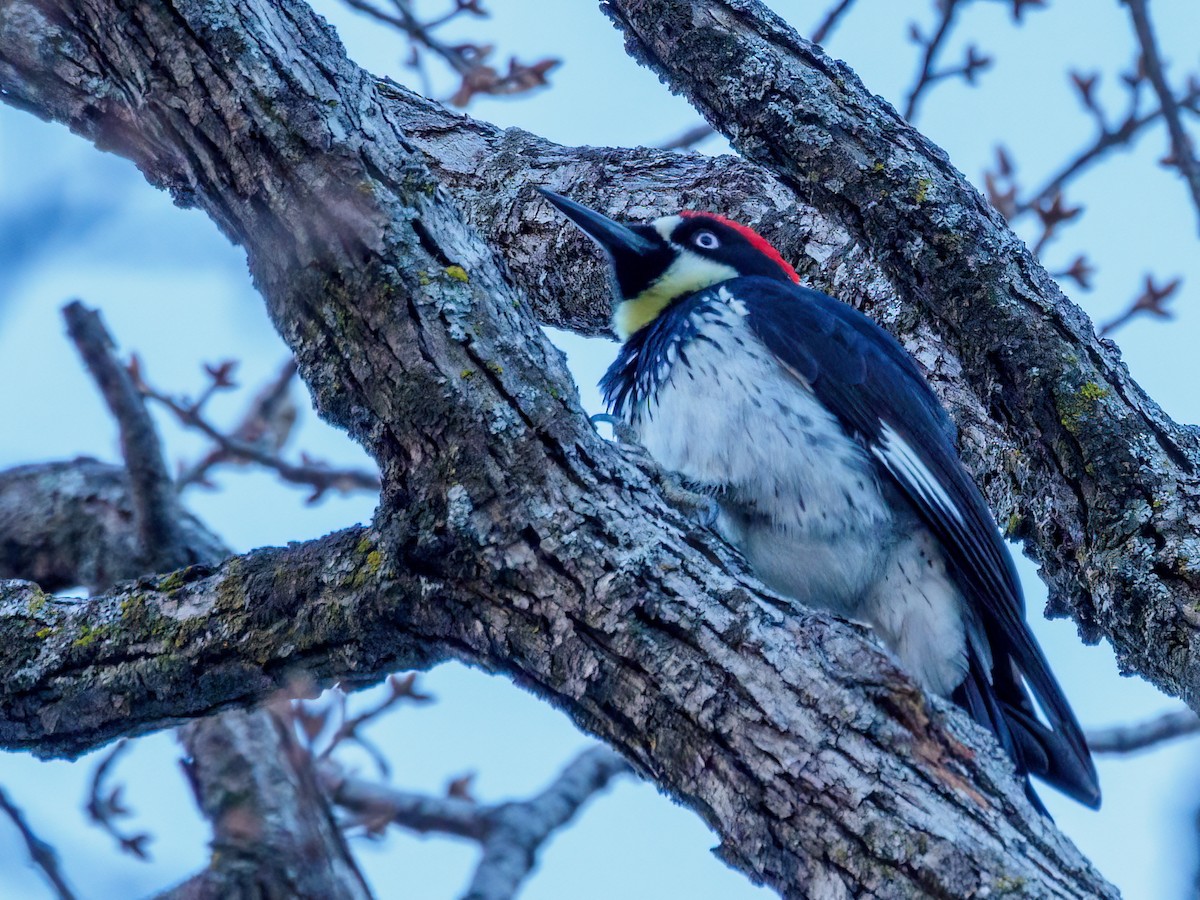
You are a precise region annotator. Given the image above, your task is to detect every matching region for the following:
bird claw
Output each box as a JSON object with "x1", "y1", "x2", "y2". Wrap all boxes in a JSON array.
[
  {"x1": 655, "y1": 471, "x2": 721, "y2": 530},
  {"x1": 590, "y1": 412, "x2": 638, "y2": 445},
  {"x1": 593, "y1": 412, "x2": 719, "y2": 530}
]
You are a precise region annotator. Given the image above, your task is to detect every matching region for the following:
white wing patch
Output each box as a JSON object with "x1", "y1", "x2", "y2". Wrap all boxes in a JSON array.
[{"x1": 872, "y1": 423, "x2": 964, "y2": 525}]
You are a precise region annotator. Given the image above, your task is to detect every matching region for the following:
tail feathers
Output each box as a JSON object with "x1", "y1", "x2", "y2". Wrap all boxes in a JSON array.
[
  {"x1": 1004, "y1": 704, "x2": 1100, "y2": 808},
  {"x1": 952, "y1": 644, "x2": 1100, "y2": 811}
]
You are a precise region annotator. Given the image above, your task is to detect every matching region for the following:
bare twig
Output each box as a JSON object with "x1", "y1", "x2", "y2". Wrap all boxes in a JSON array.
[
  {"x1": 63, "y1": 301, "x2": 190, "y2": 570},
  {"x1": 464, "y1": 746, "x2": 630, "y2": 900},
  {"x1": 1099, "y1": 274, "x2": 1182, "y2": 336},
  {"x1": 1087, "y1": 709, "x2": 1200, "y2": 754},
  {"x1": 0, "y1": 785, "x2": 77, "y2": 900},
  {"x1": 1051, "y1": 254, "x2": 1096, "y2": 291},
  {"x1": 85, "y1": 739, "x2": 152, "y2": 859},
  {"x1": 1030, "y1": 191, "x2": 1082, "y2": 257},
  {"x1": 323, "y1": 746, "x2": 631, "y2": 899},
  {"x1": 174, "y1": 359, "x2": 299, "y2": 492},
  {"x1": 811, "y1": 0, "x2": 857, "y2": 45},
  {"x1": 312, "y1": 675, "x2": 433, "y2": 777},
  {"x1": 1015, "y1": 73, "x2": 1200, "y2": 218},
  {"x1": 343, "y1": 0, "x2": 471, "y2": 74},
  {"x1": 138, "y1": 362, "x2": 381, "y2": 503},
  {"x1": 341, "y1": 0, "x2": 558, "y2": 107},
  {"x1": 283, "y1": 678, "x2": 627, "y2": 897},
  {"x1": 1123, "y1": 0, "x2": 1200, "y2": 234},
  {"x1": 658, "y1": 123, "x2": 718, "y2": 151},
  {"x1": 903, "y1": 0, "x2": 965, "y2": 121}
]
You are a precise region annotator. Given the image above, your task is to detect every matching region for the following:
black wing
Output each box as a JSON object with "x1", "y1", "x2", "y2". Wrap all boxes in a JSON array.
[{"x1": 737, "y1": 276, "x2": 1099, "y2": 809}]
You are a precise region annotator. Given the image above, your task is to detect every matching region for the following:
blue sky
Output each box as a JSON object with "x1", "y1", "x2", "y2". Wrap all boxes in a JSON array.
[{"x1": 1, "y1": 1, "x2": 1199, "y2": 897}]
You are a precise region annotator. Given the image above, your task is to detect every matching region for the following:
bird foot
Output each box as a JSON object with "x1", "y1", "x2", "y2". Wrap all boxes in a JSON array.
[
  {"x1": 591, "y1": 413, "x2": 719, "y2": 528},
  {"x1": 655, "y1": 475, "x2": 721, "y2": 528}
]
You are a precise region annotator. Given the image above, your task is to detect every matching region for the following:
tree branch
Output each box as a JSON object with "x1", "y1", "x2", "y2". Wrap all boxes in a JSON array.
[
  {"x1": 1013, "y1": 77, "x2": 1200, "y2": 219},
  {"x1": 325, "y1": 746, "x2": 630, "y2": 900},
  {"x1": 903, "y1": 0, "x2": 964, "y2": 121},
  {"x1": 654, "y1": 0, "x2": 857, "y2": 150},
  {"x1": 139, "y1": 361, "x2": 381, "y2": 502},
  {"x1": 1123, "y1": 0, "x2": 1200, "y2": 235},
  {"x1": 63, "y1": 301, "x2": 194, "y2": 571},
  {"x1": 0, "y1": 0, "x2": 1163, "y2": 893},
  {"x1": 811, "y1": 0, "x2": 856, "y2": 45},
  {"x1": 462, "y1": 746, "x2": 629, "y2": 900},
  {"x1": 57, "y1": 303, "x2": 379, "y2": 898},
  {"x1": 160, "y1": 709, "x2": 373, "y2": 900},
  {"x1": 0, "y1": 460, "x2": 225, "y2": 593},
  {"x1": 0, "y1": 784, "x2": 76, "y2": 900},
  {"x1": 1087, "y1": 709, "x2": 1200, "y2": 755},
  {"x1": 598, "y1": 0, "x2": 1200, "y2": 728},
  {"x1": 0, "y1": 518, "x2": 1115, "y2": 895}
]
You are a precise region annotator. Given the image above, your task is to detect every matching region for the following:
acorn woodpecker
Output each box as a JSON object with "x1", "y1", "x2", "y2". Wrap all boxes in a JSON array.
[{"x1": 538, "y1": 187, "x2": 1100, "y2": 810}]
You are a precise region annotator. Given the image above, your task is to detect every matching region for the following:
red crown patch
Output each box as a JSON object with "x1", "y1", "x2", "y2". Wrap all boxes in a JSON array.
[{"x1": 680, "y1": 211, "x2": 801, "y2": 284}]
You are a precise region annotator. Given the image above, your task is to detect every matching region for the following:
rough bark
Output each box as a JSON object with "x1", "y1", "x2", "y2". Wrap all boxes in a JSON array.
[
  {"x1": 0, "y1": 310, "x2": 605, "y2": 898},
  {"x1": 0, "y1": 513, "x2": 1113, "y2": 897},
  {"x1": 0, "y1": 460, "x2": 224, "y2": 593},
  {"x1": 5, "y1": 302, "x2": 377, "y2": 899},
  {"x1": 0, "y1": 0, "x2": 1158, "y2": 895},
  {"x1": 281, "y1": 38, "x2": 1200, "y2": 717}
]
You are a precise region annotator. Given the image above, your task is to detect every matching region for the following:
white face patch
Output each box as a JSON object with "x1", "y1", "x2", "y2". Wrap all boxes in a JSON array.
[{"x1": 652, "y1": 215, "x2": 684, "y2": 241}]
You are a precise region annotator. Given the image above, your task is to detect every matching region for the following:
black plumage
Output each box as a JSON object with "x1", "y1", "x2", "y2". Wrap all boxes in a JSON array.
[{"x1": 604, "y1": 276, "x2": 1099, "y2": 810}]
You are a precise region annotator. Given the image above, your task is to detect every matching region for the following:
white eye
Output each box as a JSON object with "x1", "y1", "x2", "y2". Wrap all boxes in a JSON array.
[{"x1": 692, "y1": 230, "x2": 720, "y2": 250}]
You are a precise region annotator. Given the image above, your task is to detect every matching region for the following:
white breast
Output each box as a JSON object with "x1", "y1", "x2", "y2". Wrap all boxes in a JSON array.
[
  {"x1": 630, "y1": 301, "x2": 894, "y2": 610},
  {"x1": 625, "y1": 298, "x2": 967, "y2": 697},
  {"x1": 631, "y1": 303, "x2": 886, "y2": 534}
]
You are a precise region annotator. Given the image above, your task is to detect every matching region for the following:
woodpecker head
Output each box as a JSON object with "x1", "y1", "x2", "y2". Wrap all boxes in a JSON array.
[{"x1": 538, "y1": 188, "x2": 800, "y2": 339}]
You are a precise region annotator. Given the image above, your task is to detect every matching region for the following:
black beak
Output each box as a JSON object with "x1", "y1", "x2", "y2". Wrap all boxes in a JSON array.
[{"x1": 536, "y1": 188, "x2": 657, "y2": 258}]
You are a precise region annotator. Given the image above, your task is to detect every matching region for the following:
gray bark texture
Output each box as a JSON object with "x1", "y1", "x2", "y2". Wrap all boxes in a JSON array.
[
  {"x1": 0, "y1": 0, "x2": 1187, "y2": 895},
  {"x1": 37, "y1": 302, "x2": 376, "y2": 899}
]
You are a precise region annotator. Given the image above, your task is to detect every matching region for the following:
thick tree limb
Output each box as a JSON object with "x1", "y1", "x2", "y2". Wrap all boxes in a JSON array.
[
  {"x1": 0, "y1": 0, "x2": 1141, "y2": 894},
  {"x1": 0, "y1": 460, "x2": 225, "y2": 593},
  {"x1": 0, "y1": 520, "x2": 1114, "y2": 896},
  {"x1": 57, "y1": 301, "x2": 380, "y2": 898},
  {"x1": 333, "y1": 64, "x2": 1200, "y2": 727}
]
